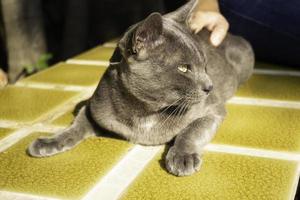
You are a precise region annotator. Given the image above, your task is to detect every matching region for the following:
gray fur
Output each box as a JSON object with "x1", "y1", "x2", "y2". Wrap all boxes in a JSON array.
[{"x1": 28, "y1": 0, "x2": 254, "y2": 176}]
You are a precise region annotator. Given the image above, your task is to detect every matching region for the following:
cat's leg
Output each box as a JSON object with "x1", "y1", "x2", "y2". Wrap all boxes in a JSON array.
[
  {"x1": 165, "y1": 114, "x2": 223, "y2": 176},
  {"x1": 28, "y1": 106, "x2": 95, "y2": 157}
]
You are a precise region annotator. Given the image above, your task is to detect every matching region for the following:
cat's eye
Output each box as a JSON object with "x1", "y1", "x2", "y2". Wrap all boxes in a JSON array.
[{"x1": 177, "y1": 64, "x2": 191, "y2": 73}]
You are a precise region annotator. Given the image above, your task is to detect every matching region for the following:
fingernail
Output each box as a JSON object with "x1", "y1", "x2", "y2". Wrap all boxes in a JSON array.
[{"x1": 211, "y1": 36, "x2": 221, "y2": 46}]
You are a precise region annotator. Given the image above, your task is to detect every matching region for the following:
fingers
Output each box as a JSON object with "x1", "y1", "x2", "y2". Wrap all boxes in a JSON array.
[
  {"x1": 188, "y1": 13, "x2": 206, "y2": 34},
  {"x1": 210, "y1": 15, "x2": 229, "y2": 46},
  {"x1": 188, "y1": 11, "x2": 229, "y2": 46}
]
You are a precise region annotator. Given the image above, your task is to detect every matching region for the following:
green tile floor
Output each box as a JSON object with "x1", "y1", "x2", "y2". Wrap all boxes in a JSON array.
[
  {"x1": 0, "y1": 41, "x2": 299, "y2": 200},
  {"x1": 19, "y1": 63, "x2": 107, "y2": 87}
]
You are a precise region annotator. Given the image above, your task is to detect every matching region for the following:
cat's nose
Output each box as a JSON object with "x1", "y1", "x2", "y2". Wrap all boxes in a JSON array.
[{"x1": 202, "y1": 85, "x2": 213, "y2": 94}]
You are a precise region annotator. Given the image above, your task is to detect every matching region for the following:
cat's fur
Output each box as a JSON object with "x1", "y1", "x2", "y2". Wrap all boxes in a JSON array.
[{"x1": 28, "y1": 0, "x2": 254, "y2": 176}]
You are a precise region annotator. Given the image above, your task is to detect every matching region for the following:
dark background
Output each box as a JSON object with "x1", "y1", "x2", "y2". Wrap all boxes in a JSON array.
[
  {"x1": 0, "y1": 0, "x2": 185, "y2": 72},
  {"x1": 1, "y1": 0, "x2": 299, "y2": 74}
]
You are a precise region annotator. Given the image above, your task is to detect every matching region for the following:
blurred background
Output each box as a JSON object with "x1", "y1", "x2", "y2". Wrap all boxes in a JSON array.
[{"x1": 0, "y1": 0, "x2": 299, "y2": 84}]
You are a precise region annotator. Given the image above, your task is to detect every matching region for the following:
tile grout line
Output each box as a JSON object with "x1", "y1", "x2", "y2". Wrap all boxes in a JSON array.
[
  {"x1": 254, "y1": 68, "x2": 300, "y2": 77},
  {"x1": 205, "y1": 144, "x2": 300, "y2": 161},
  {"x1": 0, "y1": 128, "x2": 34, "y2": 153},
  {"x1": 66, "y1": 59, "x2": 110, "y2": 66},
  {"x1": 81, "y1": 145, "x2": 163, "y2": 200},
  {"x1": 15, "y1": 81, "x2": 93, "y2": 92},
  {"x1": 0, "y1": 190, "x2": 62, "y2": 200},
  {"x1": 228, "y1": 97, "x2": 300, "y2": 109}
]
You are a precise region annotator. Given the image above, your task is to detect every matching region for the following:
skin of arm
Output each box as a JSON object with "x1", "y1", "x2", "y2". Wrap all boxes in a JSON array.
[{"x1": 188, "y1": 0, "x2": 229, "y2": 46}]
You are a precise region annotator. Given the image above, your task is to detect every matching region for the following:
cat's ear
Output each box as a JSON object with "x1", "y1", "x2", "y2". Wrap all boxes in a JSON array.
[
  {"x1": 165, "y1": 0, "x2": 197, "y2": 24},
  {"x1": 132, "y1": 12, "x2": 163, "y2": 55}
]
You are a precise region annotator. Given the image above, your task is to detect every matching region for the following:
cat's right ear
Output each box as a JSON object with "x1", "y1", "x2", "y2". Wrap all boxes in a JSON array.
[{"x1": 131, "y1": 12, "x2": 163, "y2": 58}]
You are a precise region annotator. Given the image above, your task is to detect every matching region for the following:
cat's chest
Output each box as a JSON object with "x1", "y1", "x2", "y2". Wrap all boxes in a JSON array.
[{"x1": 129, "y1": 105, "x2": 204, "y2": 145}]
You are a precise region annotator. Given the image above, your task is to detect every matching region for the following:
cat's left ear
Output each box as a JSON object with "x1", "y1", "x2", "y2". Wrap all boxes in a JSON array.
[{"x1": 132, "y1": 12, "x2": 163, "y2": 56}]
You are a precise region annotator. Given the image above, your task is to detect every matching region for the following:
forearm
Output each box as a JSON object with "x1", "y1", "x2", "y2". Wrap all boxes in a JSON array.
[
  {"x1": 193, "y1": 0, "x2": 220, "y2": 12},
  {"x1": 174, "y1": 114, "x2": 222, "y2": 153}
]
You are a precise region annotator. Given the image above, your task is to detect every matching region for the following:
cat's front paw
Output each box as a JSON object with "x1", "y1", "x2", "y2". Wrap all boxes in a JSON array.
[
  {"x1": 165, "y1": 146, "x2": 202, "y2": 176},
  {"x1": 27, "y1": 137, "x2": 62, "y2": 158}
]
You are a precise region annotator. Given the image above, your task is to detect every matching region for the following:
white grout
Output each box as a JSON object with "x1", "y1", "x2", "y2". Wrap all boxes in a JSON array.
[
  {"x1": 0, "y1": 120, "x2": 23, "y2": 129},
  {"x1": 228, "y1": 96, "x2": 300, "y2": 109},
  {"x1": 205, "y1": 143, "x2": 300, "y2": 161},
  {"x1": 66, "y1": 59, "x2": 110, "y2": 66},
  {"x1": 15, "y1": 81, "x2": 93, "y2": 92},
  {"x1": 0, "y1": 128, "x2": 35, "y2": 152},
  {"x1": 81, "y1": 145, "x2": 162, "y2": 200},
  {"x1": 0, "y1": 190, "x2": 61, "y2": 200},
  {"x1": 254, "y1": 68, "x2": 300, "y2": 77}
]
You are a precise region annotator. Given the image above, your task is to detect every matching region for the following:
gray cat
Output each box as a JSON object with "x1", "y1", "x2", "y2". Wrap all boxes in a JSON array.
[{"x1": 28, "y1": 0, "x2": 254, "y2": 176}]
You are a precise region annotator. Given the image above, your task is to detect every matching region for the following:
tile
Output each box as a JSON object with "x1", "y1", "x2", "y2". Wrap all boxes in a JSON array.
[
  {"x1": 236, "y1": 74, "x2": 300, "y2": 101},
  {"x1": 73, "y1": 46, "x2": 115, "y2": 61},
  {"x1": 0, "y1": 86, "x2": 78, "y2": 123},
  {"x1": 19, "y1": 63, "x2": 106, "y2": 86},
  {"x1": 0, "y1": 132, "x2": 133, "y2": 199},
  {"x1": 121, "y1": 151, "x2": 297, "y2": 200},
  {"x1": 213, "y1": 105, "x2": 300, "y2": 152},
  {"x1": 0, "y1": 128, "x2": 14, "y2": 140},
  {"x1": 51, "y1": 111, "x2": 74, "y2": 126}
]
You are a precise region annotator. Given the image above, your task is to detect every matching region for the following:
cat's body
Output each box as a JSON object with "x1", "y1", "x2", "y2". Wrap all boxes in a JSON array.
[{"x1": 28, "y1": 0, "x2": 254, "y2": 176}]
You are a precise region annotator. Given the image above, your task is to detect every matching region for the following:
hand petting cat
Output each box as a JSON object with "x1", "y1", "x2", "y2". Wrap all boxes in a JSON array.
[{"x1": 188, "y1": 0, "x2": 229, "y2": 46}]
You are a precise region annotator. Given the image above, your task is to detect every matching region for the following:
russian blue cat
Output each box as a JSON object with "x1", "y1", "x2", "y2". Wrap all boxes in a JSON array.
[{"x1": 28, "y1": 0, "x2": 254, "y2": 176}]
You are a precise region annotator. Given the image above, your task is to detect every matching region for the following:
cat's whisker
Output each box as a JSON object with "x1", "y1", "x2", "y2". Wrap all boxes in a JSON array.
[
  {"x1": 159, "y1": 97, "x2": 184, "y2": 116},
  {"x1": 157, "y1": 100, "x2": 185, "y2": 130},
  {"x1": 168, "y1": 100, "x2": 187, "y2": 129},
  {"x1": 160, "y1": 97, "x2": 184, "y2": 119},
  {"x1": 159, "y1": 99, "x2": 187, "y2": 130}
]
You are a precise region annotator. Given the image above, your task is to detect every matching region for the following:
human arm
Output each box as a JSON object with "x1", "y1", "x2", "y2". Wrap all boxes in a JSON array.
[{"x1": 188, "y1": 0, "x2": 229, "y2": 46}]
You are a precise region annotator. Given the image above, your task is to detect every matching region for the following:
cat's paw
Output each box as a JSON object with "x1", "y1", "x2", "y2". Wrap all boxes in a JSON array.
[
  {"x1": 27, "y1": 137, "x2": 62, "y2": 158},
  {"x1": 165, "y1": 146, "x2": 202, "y2": 176}
]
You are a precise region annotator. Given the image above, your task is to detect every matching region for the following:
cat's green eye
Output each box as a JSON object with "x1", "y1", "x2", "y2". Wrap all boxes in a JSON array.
[{"x1": 177, "y1": 64, "x2": 190, "y2": 73}]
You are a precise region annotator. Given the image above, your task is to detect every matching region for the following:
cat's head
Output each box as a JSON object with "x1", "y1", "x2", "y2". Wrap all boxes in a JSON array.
[{"x1": 112, "y1": 1, "x2": 213, "y2": 111}]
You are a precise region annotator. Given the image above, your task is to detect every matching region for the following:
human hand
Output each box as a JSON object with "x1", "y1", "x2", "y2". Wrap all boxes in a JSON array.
[{"x1": 188, "y1": 11, "x2": 229, "y2": 46}]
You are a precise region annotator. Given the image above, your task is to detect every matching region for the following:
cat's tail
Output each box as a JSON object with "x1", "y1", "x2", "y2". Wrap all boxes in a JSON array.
[{"x1": 27, "y1": 105, "x2": 95, "y2": 158}]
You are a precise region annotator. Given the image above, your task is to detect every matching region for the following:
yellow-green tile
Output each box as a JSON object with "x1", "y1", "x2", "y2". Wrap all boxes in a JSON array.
[
  {"x1": 73, "y1": 46, "x2": 114, "y2": 61},
  {"x1": 19, "y1": 63, "x2": 106, "y2": 86},
  {"x1": 213, "y1": 105, "x2": 300, "y2": 152},
  {"x1": 0, "y1": 86, "x2": 78, "y2": 123},
  {"x1": 51, "y1": 111, "x2": 74, "y2": 126},
  {"x1": 0, "y1": 132, "x2": 132, "y2": 199},
  {"x1": 121, "y1": 151, "x2": 297, "y2": 200},
  {"x1": 236, "y1": 74, "x2": 300, "y2": 101},
  {"x1": 0, "y1": 128, "x2": 14, "y2": 140}
]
